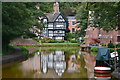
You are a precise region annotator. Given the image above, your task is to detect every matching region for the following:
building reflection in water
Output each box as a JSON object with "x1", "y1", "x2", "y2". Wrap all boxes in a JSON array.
[
  {"x1": 67, "y1": 55, "x2": 80, "y2": 73},
  {"x1": 40, "y1": 50, "x2": 66, "y2": 76}
]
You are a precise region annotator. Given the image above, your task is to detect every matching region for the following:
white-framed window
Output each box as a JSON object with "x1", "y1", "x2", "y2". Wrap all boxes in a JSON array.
[
  {"x1": 49, "y1": 34, "x2": 53, "y2": 36},
  {"x1": 49, "y1": 31, "x2": 53, "y2": 34},
  {"x1": 55, "y1": 37, "x2": 63, "y2": 40},
  {"x1": 43, "y1": 19, "x2": 47, "y2": 24}
]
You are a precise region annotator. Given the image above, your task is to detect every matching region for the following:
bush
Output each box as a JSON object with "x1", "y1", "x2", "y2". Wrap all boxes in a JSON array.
[
  {"x1": 41, "y1": 37, "x2": 51, "y2": 43},
  {"x1": 8, "y1": 45, "x2": 15, "y2": 51},
  {"x1": 70, "y1": 38, "x2": 77, "y2": 43},
  {"x1": 91, "y1": 52, "x2": 97, "y2": 56},
  {"x1": 64, "y1": 41, "x2": 70, "y2": 43},
  {"x1": 70, "y1": 40, "x2": 77, "y2": 43},
  {"x1": 90, "y1": 47, "x2": 98, "y2": 52},
  {"x1": 19, "y1": 46, "x2": 29, "y2": 54},
  {"x1": 23, "y1": 32, "x2": 36, "y2": 39},
  {"x1": 7, "y1": 45, "x2": 15, "y2": 54},
  {"x1": 38, "y1": 40, "x2": 42, "y2": 43},
  {"x1": 108, "y1": 43, "x2": 115, "y2": 48},
  {"x1": 50, "y1": 39, "x2": 57, "y2": 43},
  {"x1": 117, "y1": 49, "x2": 120, "y2": 57},
  {"x1": 57, "y1": 40, "x2": 64, "y2": 43},
  {"x1": 110, "y1": 49, "x2": 115, "y2": 53},
  {"x1": 100, "y1": 43, "x2": 106, "y2": 46},
  {"x1": 116, "y1": 44, "x2": 120, "y2": 48},
  {"x1": 65, "y1": 33, "x2": 76, "y2": 41},
  {"x1": 35, "y1": 38, "x2": 40, "y2": 42}
]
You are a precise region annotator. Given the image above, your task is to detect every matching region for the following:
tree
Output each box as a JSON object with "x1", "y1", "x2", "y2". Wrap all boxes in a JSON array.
[
  {"x1": 2, "y1": 3, "x2": 31, "y2": 49},
  {"x1": 89, "y1": 2, "x2": 120, "y2": 31},
  {"x1": 75, "y1": 3, "x2": 89, "y2": 37},
  {"x1": 76, "y1": 2, "x2": 120, "y2": 31},
  {"x1": 2, "y1": 2, "x2": 52, "y2": 50}
]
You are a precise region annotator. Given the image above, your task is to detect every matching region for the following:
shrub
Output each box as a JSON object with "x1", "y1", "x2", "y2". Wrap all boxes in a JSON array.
[
  {"x1": 110, "y1": 49, "x2": 115, "y2": 53},
  {"x1": 100, "y1": 43, "x2": 106, "y2": 46},
  {"x1": 8, "y1": 45, "x2": 15, "y2": 51},
  {"x1": 7, "y1": 45, "x2": 15, "y2": 54},
  {"x1": 70, "y1": 40, "x2": 77, "y2": 43},
  {"x1": 116, "y1": 44, "x2": 120, "y2": 48},
  {"x1": 90, "y1": 47, "x2": 98, "y2": 52},
  {"x1": 91, "y1": 52, "x2": 97, "y2": 56},
  {"x1": 64, "y1": 41, "x2": 70, "y2": 43},
  {"x1": 65, "y1": 33, "x2": 75, "y2": 41},
  {"x1": 35, "y1": 38, "x2": 40, "y2": 42},
  {"x1": 19, "y1": 46, "x2": 29, "y2": 54},
  {"x1": 38, "y1": 40, "x2": 41, "y2": 43},
  {"x1": 70, "y1": 38, "x2": 77, "y2": 43},
  {"x1": 117, "y1": 49, "x2": 120, "y2": 57},
  {"x1": 57, "y1": 40, "x2": 64, "y2": 43},
  {"x1": 108, "y1": 43, "x2": 115, "y2": 48},
  {"x1": 41, "y1": 37, "x2": 51, "y2": 43},
  {"x1": 50, "y1": 39, "x2": 57, "y2": 43}
]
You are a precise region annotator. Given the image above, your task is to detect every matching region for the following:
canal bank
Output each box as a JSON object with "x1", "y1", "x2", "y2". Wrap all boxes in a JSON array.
[
  {"x1": 16, "y1": 43, "x2": 80, "y2": 47},
  {"x1": 2, "y1": 43, "x2": 80, "y2": 65},
  {"x1": 1, "y1": 47, "x2": 29, "y2": 64}
]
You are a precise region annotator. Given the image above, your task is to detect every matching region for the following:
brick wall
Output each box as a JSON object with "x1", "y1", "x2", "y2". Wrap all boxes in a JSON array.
[{"x1": 84, "y1": 27, "x2": 119, "y2": 44}]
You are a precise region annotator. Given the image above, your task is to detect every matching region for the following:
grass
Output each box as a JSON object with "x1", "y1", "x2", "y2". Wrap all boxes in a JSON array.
[{"x1": 42, "y1": 43, "x2": 80, "y2": 45}]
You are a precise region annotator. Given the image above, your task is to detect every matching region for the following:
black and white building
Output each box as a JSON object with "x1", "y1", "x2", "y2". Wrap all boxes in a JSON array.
[{"x1": 40, "y1": 2, "x2": 67, "y2": 40}]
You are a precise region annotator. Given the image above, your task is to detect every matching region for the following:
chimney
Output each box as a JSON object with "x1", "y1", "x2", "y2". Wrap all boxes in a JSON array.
[{"x1": 53, "y1": 2, "x2": 59, "y2": 13}]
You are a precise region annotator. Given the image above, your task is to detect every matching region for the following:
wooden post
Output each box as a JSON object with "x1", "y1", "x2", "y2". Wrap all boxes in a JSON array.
[{"x1": 114, "y1": 45, "x2": 117, "y2": 71}]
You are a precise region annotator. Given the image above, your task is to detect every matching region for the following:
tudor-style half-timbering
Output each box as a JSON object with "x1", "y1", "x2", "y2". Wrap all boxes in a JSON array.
[{"x1": 40, "y1": 2, "x2": 67, "y2": 40}]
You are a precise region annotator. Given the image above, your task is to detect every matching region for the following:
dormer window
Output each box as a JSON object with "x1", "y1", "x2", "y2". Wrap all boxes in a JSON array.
[{"x1": 43, "y1": 19, "x2": 47, "y2": 24}]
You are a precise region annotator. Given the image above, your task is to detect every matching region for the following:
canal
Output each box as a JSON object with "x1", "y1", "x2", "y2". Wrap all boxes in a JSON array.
[{"x1": 2, "y1": 47, "x2": 115, "y2": 79}]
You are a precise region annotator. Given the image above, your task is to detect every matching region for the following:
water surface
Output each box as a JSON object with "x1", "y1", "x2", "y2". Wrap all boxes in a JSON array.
[{"x1": 2, "y1": 47, "x2": 96, "y2": 78}]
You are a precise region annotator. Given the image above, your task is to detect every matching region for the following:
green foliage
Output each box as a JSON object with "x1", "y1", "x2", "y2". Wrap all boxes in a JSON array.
[
  {"x1": 110, "y1": 49, "x2": 115, "y2": 53},
  {"x1": 108, "y1": 43, "x2": 115, "y2": 48},
  {"x1": 2, "y1": 45, "x2": 15, "y2": 55},
  {"x1": 75, "y1": 3, "x2": 89, "y2": 37},
  {"x1": 57, "y1": 40, "x2": 64, "y2": 43},
  {"x1": 60, "y1": 2, "x2": 80, "y2": 16},
  {"x1": 38, "y1": 40, "x2": 42, "y2": 43},
  {"x1": 90, "y1": 47, "x2": 98, "y2": 52},
  {"x1": 91, "y1": 52, "x2": 97, "y2": 56},
  {"x1": 65, "y1": 33, "x2": 76, "y2": 41},
  {"x1": 49, "y1": 39, "x2": 57, "y2": 43},
  {"x1": 100, "y1": 43, "x2": 106, "y2": 46},
  {"x1": 23, "y1": 31, "x2": 36, "y2": 39},
  {"x1": 116, "y1": 44, "x2": 120, "y2": 48},
  {"x1": 76, "y1": 2, "x2": 120, "y2": 31},
  {"x1": 19, "y1": 46, "x2": 29, "y2": 55},
  {"x1": 117, "y1": 49, "x2": 120, "y2": 57},
  {"x1": 2, "y1": 2, "x2": 52, "y2": 52},
  {"x1": 89, "y1": 2, "x2": 120, "y2": 30},
  {"x1": 41, "y1": 37, "x2": 51, "y2": 43},
  {"x1": 64, "y1": 41, "x2": 70, "y2": 43},
  {"x1": 70, "y1": 38, "x2": 77, "y2": 43},
  {"x1": 35, "y1": 38, "x2": 40, "y2": 42}
]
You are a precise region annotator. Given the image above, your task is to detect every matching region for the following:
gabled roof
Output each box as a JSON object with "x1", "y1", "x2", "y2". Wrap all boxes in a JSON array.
[{"x1": 46, "y1": 12, "x2": 66, "y2": 22}]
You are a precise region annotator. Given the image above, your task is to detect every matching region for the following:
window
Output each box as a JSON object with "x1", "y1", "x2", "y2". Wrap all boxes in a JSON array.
[
  {"x1": 72, "y1": 22, "x2": 76, "y2": 26},
  {"x1": 49, "y1": 34, "x2": 53, "y2": 36},
  {"x1": 43, "y1": 19, "x2": 47, "y2": 24},
  {"x1": 117, "y1": 36, "x2": 120, "y2": 42},
  {"x1": 49, "y1": 31, "x2": 53, "y2": 33},
  {"x1": 72, "y1": 28, "x2": 75, "y2": 32}
]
